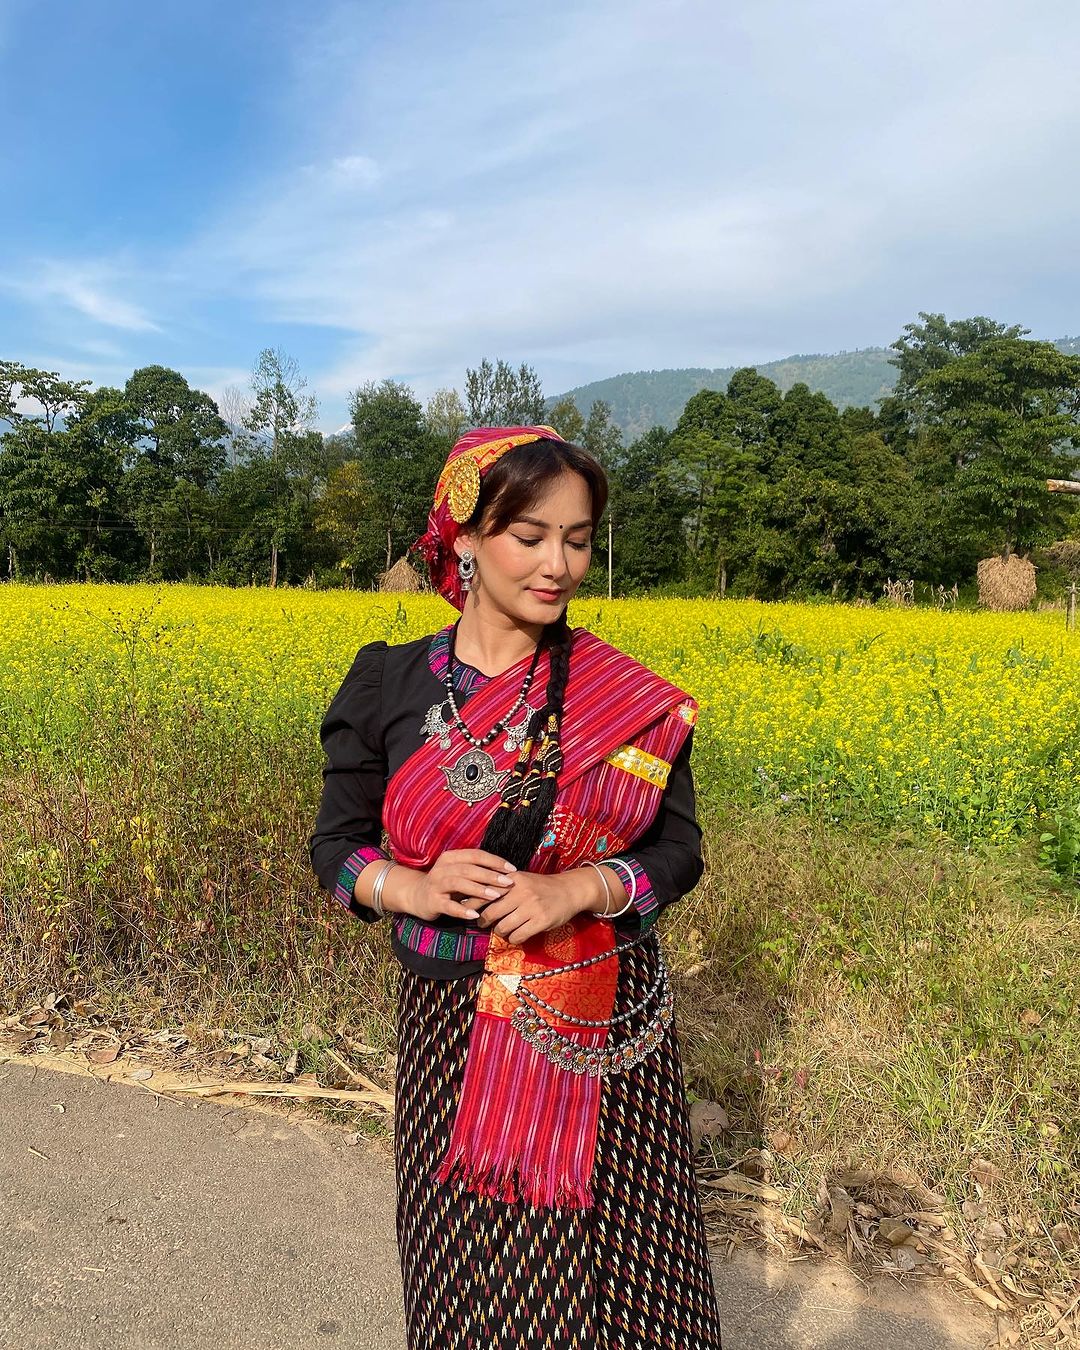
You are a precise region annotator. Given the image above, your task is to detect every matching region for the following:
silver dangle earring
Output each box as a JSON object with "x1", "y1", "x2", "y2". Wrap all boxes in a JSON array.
[{"x1": 458, "y1": 549, "x2": 476, "y2": 593}]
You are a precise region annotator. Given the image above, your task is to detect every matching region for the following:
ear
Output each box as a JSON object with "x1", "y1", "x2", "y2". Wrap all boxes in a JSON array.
[{"x1": 454, "y1": 529, "x2": 477, "y2": 558}]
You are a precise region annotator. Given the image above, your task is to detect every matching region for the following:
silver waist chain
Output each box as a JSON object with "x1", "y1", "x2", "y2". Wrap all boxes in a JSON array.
[{"x1": 504, "y1": 933, "x2": 672, "y2": 1078}]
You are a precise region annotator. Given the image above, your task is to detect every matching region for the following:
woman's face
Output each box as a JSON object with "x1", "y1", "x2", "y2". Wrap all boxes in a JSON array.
[{"x1": 456, "y1": 470, "x2": 594, "y2": 624}]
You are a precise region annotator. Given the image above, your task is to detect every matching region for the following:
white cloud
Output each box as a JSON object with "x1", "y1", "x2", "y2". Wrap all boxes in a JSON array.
[
  {"x1": 327, "y1": 154, "x2": 381, "y2": 187},
  {"x1": 7, "y1": 0, "x2": 1080, "y2": 423},
  {"x1": 182, "y1": 0, "x2": 1080, "y2": 406},
  {"x1": 4, "y1": 261, "x2": 161, "y2": 333}
]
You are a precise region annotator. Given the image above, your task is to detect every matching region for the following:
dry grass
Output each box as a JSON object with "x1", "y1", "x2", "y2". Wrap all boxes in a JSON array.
[
  {"x1": 662, "y1": 803, "x2": 1079, "y2": 1331},
  {"x1": 3, "y1": 741, "x2": 1078, "y2": 1340},
  {"x1": 377, "y1": 557, "x2": 425, "y2": 592},
  {"x1": 978, "y1": 555, "x2": 1038, "y2": 611}
]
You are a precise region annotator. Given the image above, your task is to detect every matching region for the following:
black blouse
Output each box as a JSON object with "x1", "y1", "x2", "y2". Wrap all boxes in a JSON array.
[{"x1": 308, "y1": 627, "x2": 704, "y2": 978}]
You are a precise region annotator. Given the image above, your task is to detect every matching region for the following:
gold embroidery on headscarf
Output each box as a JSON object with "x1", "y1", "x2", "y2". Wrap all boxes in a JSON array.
[
  {"x1": 445, "y1": 455, "x2": 481, "y2": 523},
  {"x1": 433, "y1": 428, "x2": 561, "y2": 517}
]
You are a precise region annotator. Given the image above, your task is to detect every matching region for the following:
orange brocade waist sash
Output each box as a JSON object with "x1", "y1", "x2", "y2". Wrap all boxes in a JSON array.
[{"x1": 382, "y1": 628, "x2": 698, "y2": 1210}]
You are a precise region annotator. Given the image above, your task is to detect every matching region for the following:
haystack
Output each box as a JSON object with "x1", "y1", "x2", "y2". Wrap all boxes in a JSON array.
[
  {"x1": 377, "y1": 555, "x2": 425, "y2": 593},
  {"x1": 976, "y1": 553, "x2": 1036, "y2": 611},
  {"x1": 1040, "y1": 539, "x2": 1080, "y2": 579}
]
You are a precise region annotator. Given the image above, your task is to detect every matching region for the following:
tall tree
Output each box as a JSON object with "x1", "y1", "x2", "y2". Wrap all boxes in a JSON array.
[
  {"x1": 890, "y1": 313, "x2": 1029, "y2": 404},
  {"x1": 918, "y1": 338, "x2": 1080, "y2": 558},
  {"x1": 124, "y1": 366, "x2": 229, "y2": 490},
  {"x1": 119, "y1": 366, "x2": 229, "y2": 574},
  {"x1": 313, "y1": 460, "x2": 375, "y2": 586},
  {"x1": 605, "y1": 427, "x2": 692, "y2": 592},
  {"x1": 0, "y1": 363, "x2": 94, "y2": 578},
  {"x1": 725, "y1": 368, "x2": 782, "y2": 465},
  {"x1": 770, "y1": 383, "x2": 853, "y2": 482},
  {"x1": 548, "y1": 396, "x2": 586, "y2": 446},
  {"x1": 425, "y1": 388, "x2": 468, "y2": 451},
  {"x1": 348, "y1": 379, "x2": 440, "y2": 573},
  {"x1": 244, "y1": 348, "x2": 319, "y2": 465},
  {"x1": 881, "y1": 312, "x2": 1030, "y2": 451},
  {"x1": 669, "y1": 389, "x2": 760, "y2": 592},
  {"x1": 583, "y1": 400, "x2": 622, "y2": 469},
  {"x1": 464, "y1": 358, "x2": 545, "y2": 426}
]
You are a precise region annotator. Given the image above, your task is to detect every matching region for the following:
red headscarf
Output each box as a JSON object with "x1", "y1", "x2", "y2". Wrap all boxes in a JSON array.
[{"x1": 410, "y1": 425, "x2": 564, "y2": 611}]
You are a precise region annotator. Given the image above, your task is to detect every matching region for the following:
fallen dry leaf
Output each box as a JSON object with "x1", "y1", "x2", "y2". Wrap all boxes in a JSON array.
[
  {"x1": 767, "y1": 1128, "x2": 795, "y2": 1156},
  {"x1": 826, "y1": 1185, "x2": 854, "y2": 1235},
  {"x1": 969, "y1": 1157, "x2": 1004, "y2": 1186},
  {"x1": 689, "y1": 1099, "x2": 730, "y2": 1150},
  {"x1": 878, "y1": 1217, "x2": 915, "y2": 1245},
  {"x1": 342, "y1": 1036, "x2": 378, "y2": 1055},
  {"x1": 86, "y1": 1044, "x2": 122, "y2": 1065}
]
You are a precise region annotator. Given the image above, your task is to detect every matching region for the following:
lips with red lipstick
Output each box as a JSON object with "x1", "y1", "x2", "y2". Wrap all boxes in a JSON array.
[{"x1": 529, "y1": 588, "x2": 563, "y2": 602}]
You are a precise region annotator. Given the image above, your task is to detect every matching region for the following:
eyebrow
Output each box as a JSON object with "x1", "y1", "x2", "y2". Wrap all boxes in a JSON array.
[{"x1": 513, "y1": 515, "x2": 593, "y2": 530}]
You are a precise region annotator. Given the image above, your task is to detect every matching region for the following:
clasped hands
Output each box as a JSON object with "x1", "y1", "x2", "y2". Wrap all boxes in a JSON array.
[{"x1": 385, "y1": 847, "x2": 609, "y2": 946}]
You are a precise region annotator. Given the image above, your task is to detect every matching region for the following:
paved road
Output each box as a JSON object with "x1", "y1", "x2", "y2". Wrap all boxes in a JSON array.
[{"x1": 1, "y1": 1058, "x2": 995, "y2": 1350}]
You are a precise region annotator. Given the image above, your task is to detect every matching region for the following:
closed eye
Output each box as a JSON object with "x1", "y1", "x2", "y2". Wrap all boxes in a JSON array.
[{"x1": 515, "y1": 536, "x2": 590, "y2": 551}]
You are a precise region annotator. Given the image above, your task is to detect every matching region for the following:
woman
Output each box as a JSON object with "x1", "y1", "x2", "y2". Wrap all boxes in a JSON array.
[{"x1": 309, "y1": 425, "x2": 724, "y2": 1349}]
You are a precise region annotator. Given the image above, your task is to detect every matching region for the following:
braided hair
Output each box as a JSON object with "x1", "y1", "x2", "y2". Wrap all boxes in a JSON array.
[
  {"x1": 477, "y1": 610, "x2": 573, "y2": 871},
  {"x1": 458, "y1": 437, "x2": 607, "y2": 873}
]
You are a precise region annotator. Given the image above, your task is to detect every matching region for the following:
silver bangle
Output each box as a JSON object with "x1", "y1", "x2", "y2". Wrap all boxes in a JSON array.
[
  {"x1": 597, "y1": 858, "x2": 636, "y2": 918},
  {"x1": 369, "y1": 859, "x2": 396, "y2": 919},
  {"x1": 583, "y1": 859, "x2": 635, "y2": 920},
  {"x1": 582, "y1": 859, "x2": 615, "y2": 917}
]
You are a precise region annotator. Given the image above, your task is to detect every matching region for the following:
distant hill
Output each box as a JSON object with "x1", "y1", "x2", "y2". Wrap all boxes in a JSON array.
[{"x1": 550, "y1": 337, "x2": 1080, "y2": 441}]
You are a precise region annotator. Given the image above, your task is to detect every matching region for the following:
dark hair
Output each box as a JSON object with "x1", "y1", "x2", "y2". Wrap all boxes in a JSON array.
[
  {"x1": 464, "y1": 437, "x2": 608, "y2": 871},
  {"x1": 472, "y1": 436, "x2": 609, "y2": 542}
]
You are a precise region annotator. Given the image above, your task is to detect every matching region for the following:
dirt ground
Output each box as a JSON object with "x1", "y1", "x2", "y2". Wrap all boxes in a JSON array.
[{"x1": 0, "y1": 1049, "x2": 1003, "y2": 1350}]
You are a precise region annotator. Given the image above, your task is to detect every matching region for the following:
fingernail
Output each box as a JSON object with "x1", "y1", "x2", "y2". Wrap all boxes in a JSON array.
[
  {"x1": 465, "y1": 910, "x2": 479, "y2": 919},
  {"x1": 504, "y1": 862, "x2": 517, "y2": 872},
  {"x1": 485, "y1": 887, "x2": 499, "y2": 898}
]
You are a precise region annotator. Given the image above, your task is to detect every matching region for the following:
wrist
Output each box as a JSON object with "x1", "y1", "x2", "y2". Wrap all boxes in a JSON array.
[
  {"x1": 575, "y1": 864, "x2": 614, "y2": 917},
  {"x1": 379, "y1": 861, "x2": 417, "y2": 915},
  {"x1": 354, "y1": 857, "x2": 413, "y2": 916}
]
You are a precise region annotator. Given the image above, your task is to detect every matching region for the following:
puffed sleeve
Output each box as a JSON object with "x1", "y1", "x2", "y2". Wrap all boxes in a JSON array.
[
  {"x1": 308, "y1": 640, "x2": 391, "y2": 924},
  {"x1": 605, "y1": 727, "x2": 704, "y2": 934}
]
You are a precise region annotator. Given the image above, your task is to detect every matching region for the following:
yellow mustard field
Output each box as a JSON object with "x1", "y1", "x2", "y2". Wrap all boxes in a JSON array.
[{"x1": 2, "y1": 584, "x2": 1079, "y2": 862}]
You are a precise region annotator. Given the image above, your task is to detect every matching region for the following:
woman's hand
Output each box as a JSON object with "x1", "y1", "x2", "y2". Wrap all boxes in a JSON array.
[
  {"x1": 473, "y1": 870, "x2": 594, "y2": 945},
  {"x1": 383, "y1": 848, "x2": 518, "y2": 924}
]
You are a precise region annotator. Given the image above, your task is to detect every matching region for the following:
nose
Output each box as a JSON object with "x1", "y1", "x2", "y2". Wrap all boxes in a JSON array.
[{"x1": 540, "y1": 536, "x2": 569, "y2": 580}]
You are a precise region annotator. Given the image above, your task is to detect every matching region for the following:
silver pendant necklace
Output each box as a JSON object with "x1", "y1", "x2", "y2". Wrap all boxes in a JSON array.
[
  {"x1": 432, "y1": 622, "x2": 545, "y2": 805},
  {"x1": 422, "y1": 698, "x2": 539, "y2": 752}
]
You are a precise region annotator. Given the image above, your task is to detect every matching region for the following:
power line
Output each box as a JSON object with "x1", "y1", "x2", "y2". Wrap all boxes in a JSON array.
[{"x1": 3, "y1": 517, "x2": 329, "y2": 536}]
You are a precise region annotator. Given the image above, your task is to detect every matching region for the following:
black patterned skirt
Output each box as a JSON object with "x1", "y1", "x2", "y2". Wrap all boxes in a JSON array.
[{"x1": 393, "y1": 931, "x2": 724, "y2": 1349}]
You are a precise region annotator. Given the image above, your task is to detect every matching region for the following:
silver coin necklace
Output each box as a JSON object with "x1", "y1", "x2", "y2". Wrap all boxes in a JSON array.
[{"x1": 435, "y1": 622, "x2": 544, "y2": 806}]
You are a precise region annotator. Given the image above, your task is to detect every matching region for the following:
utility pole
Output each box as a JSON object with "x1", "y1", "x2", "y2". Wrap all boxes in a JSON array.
[{"x1": 607, "y1": 513, "x2": 613, "y2": 600}]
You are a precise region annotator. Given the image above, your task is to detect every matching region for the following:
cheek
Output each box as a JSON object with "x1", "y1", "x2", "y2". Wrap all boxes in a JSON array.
[{"x1": 487, "y1": 540, "x2": 526, "y2": 576}]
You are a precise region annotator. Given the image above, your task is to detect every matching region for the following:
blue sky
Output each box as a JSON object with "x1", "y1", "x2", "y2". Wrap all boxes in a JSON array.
[{"x1": 3, "y1": 0, "x2": 1079, "y2": 430}]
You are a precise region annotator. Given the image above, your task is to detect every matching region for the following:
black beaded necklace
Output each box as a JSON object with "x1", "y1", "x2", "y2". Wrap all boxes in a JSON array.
[{"x1": 443, "y1": 619, "x2": 544, "y2": 750}]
